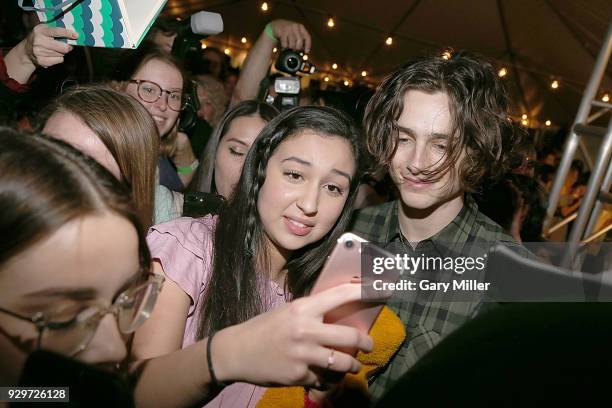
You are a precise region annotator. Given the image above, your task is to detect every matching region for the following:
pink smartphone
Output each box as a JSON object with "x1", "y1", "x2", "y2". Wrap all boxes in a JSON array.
[{"x1": 311, "y1": 232, "x2": 397, "y2": 355}]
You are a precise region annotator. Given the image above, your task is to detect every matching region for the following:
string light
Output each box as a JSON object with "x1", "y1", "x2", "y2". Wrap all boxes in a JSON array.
[
  {"x1": 327, "y1": 16, "x2": 335, "y2": 28},
  {"x1": 273, "y1": 47, "x2": 277, "y2": 53},
  {"x1": 332, "y1": 63, "x2": 338, "y2": 70},
  {"x1": 200, "y1": 40, "x2": 207, "y2": 49},
  {"x1": 303, "y1": 54, "x2": 309, "y2": 61},
  {"x1": 261, "y1": 2, "x2": 269, "y2": 12},
  {"x1": 545, "y1": 120, "x2": 552, "y2": 126},
  {"x1": 551, "y1": 79, "x2": 559, "y2": 89},
  {"x1": 324, "y1": 76, "x2": 330, "y2": 82},
  {"x1": 521, "y1": 119, "x2": 528, "y2": 126},
  {"x1": 441, "y1": 49, "x2": 453, "y2": 60},
  {"x1": 241, "y1": 37, "x2": 247, "y2": 44},
  {"x1": 521, "y1": 114, "x2": 528, "y2": 120},
  {"x1": 361, "y1": 70, "x2": 367, "y2": 77},
  {"x1": 603, "y1": 92, "x2": 610, "y2": 103},
  {"x1": 385, "y1": 36, "x2": 393, "y2": 46},
  {"x1": 224, "y1": 48, "x2": 231, "y2": 55},
  {"x1": 498, "y1": 67, "x2": 507, "y2": 77},
  {"x1": 343, "y1": 80, "x2": 349, "y2": 86}
]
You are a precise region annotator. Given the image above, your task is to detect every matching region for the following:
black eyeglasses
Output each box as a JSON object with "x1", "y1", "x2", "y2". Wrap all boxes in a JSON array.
[
  {"x1": 0, "y1": 274, "x2": 164, "y2": 356},
  {"x1": 129, "y1": 79, "x2": 184, "y2": 111}
]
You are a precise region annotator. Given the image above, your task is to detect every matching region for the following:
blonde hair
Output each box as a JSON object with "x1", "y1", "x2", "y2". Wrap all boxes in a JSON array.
[
  {"x1": 42, "y1": 85, "x2": 159, "y2": 229},
  {"x1": 195, "y1": 74, "x2": 228, "y2": 127}
]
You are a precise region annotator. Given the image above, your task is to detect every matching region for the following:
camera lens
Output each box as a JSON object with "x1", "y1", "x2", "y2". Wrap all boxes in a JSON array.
[
  {"x1": 345, "y1": 240, "x2": 354, "y2": 248},
  {"x1": 286, "y1": 56, "x2": 299, "y2": 70}
]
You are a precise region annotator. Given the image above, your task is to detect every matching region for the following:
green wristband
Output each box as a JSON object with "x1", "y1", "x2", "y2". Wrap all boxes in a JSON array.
[
  {"x1": 264, "y1": 23, "x2": 277, "y2": 42},
  {"x1": 177, "y1": 159, "x2": 199, "y2": 174}
]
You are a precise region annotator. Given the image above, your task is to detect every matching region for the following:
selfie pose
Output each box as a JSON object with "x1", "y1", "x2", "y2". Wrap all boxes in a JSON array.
[
  {"x1": 133, "y1": 106, "x2": 403, "y2": 407},
  {"x1": 0, "y1": 128, "x2": 385, "y2": 408}
]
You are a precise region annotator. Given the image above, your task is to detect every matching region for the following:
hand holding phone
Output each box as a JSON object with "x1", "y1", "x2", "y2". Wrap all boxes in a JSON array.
[{"x1": 311, "y1": 233, "x2": 397, "y2": 355}]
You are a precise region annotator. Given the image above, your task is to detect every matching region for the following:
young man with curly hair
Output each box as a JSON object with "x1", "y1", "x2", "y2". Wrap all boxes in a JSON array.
[{"x1": 351, "y1": 51, "x2": 521, "y2": 399}]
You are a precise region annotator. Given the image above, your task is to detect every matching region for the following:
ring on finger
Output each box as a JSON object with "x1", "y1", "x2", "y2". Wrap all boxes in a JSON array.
[{"x1": 326, "y1": 349, "x2": 336, "y2": 370}]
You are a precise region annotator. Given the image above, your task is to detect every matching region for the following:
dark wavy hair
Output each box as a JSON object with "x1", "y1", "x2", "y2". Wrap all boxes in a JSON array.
[
  {"x1": 198, "y1": 106, "x2": 364, "y2": 337},
  {"x1": 364, "y1": 50, "x2": 515, "y2": 191}
]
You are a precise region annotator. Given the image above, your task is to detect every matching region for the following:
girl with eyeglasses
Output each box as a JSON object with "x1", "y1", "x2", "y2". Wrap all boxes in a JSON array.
[
  {"x1": 0, "y1": 127, "x2": 374, "y2": 407},
  {"x1": 118, "y1": 46, "x2": 199, "y2": 193},
  {"x1": 0, "y1": 130, "x2": 162, "y2": 386}
]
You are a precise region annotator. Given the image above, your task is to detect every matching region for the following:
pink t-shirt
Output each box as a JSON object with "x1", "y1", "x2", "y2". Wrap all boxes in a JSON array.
[{"x1": 147, "y1": 216, "x2": 288, "y2": 408}]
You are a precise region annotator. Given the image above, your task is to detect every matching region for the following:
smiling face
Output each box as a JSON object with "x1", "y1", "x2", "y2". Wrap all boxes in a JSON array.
[
  {"x1": 257, "y1": 131, "x2": 355, "y2": 259},
  {"x1": 214, "y1": 115, "x2": 267, "y2": 198},
  {"x1": 390, "y1": 90, "x2": 464, "y2": 212},
  {"x1": 0, "y1": 213, "x2": 140, "y2": 382},
  {"x1": 125, "y1": 58, "x2": 183, "y2": 137},
  {"x1": 43, "y1": 111, "x2": 122, "y2": 180}
]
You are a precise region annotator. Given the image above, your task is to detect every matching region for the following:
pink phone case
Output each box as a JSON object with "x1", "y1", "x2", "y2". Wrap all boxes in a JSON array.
[{"x1": 311, "y1": 232, "x2": 396, "y2": 355}]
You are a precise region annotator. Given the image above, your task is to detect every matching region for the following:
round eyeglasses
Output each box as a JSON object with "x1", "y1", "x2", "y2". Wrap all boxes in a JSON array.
[
  {"x1": 129, "y1": 79, "x2": 184, "y2": 111},
  {"x1": 0, "y1": 274, "x2": 164, "y2": 357}
]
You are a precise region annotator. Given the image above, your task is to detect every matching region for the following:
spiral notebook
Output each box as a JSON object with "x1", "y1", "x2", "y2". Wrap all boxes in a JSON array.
[{"x1": 22, "y1": 0, "x2": 167, "y2": 48}]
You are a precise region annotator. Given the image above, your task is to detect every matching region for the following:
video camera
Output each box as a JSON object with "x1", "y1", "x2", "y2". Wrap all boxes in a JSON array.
[
  {"x1": 270, "y1": 49, "x2": 316, "y2": 111},
  {"x1": 169, "y1": 11, "x2": 223, "y2": 132}
]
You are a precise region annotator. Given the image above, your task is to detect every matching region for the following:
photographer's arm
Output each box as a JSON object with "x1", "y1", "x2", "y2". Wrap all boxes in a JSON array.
[
  {"x1": 231, "y1": 20, "x2": 311, "y2": 105},
  {"x1": 4, "y1": 24, "x2": 77, "y2": 85},
  {"x1": 172, "y1": 131, "x2": 198, "y2": 187}
]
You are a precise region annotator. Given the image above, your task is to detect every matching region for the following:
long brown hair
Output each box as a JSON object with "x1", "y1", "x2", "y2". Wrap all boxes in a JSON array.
[
  {"x1": 41, "y1": 85, "x2": 159, "y2": 229},
  {"x1": 0, "y1": 128, "x2": 150, "y2": 274},
  {"x1": 198, "y1": 106, "x2": 364, "y2": 338}
]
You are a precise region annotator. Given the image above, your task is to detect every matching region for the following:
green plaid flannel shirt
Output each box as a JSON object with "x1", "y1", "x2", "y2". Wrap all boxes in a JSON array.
[{"x1": 350, "y1": 195, "x2": 519, "y2": 401}]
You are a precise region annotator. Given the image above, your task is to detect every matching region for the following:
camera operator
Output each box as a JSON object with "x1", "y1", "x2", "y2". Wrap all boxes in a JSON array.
[{"x1": 231, "y1": 19, "x2": 311, "y2": 105}]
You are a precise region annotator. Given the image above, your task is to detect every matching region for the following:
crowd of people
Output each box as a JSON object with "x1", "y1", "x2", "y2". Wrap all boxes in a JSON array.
[{"x1": 0, "y1": 6, "x2": 606, "y2": 408}]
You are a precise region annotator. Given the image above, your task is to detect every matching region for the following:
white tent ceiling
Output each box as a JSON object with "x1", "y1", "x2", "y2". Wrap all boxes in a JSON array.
[{"x1": 169, "y1": 0, "x2": 610, "y2": 127}]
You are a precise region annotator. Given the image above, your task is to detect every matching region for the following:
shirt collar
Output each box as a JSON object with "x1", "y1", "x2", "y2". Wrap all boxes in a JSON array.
[{"x1": 386, "y1": 194, "x2": 479, "y2": 252}]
